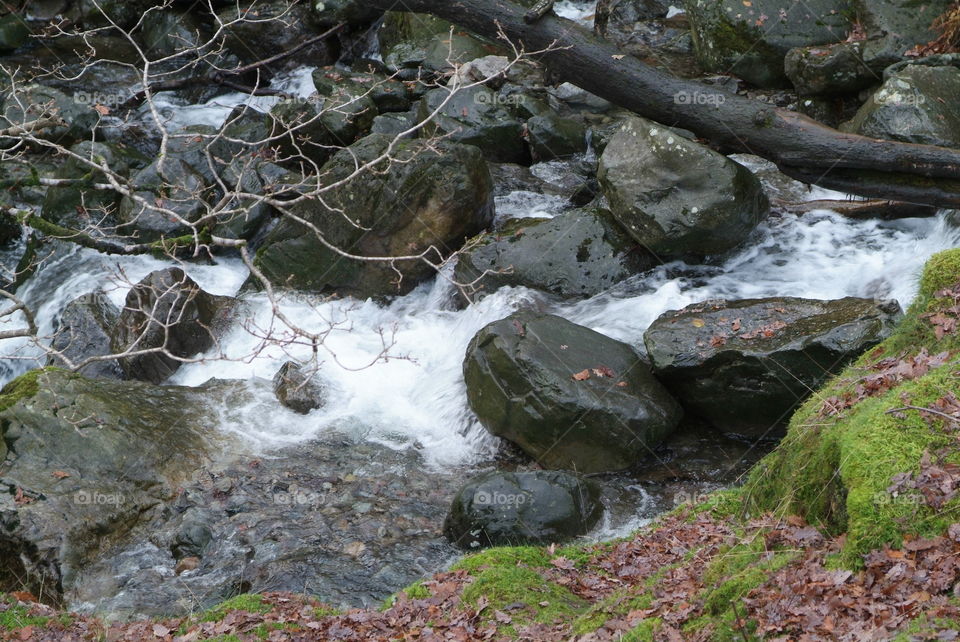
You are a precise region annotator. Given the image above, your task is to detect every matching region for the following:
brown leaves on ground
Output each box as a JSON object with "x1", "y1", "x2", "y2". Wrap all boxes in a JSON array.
[
  {"x1": 820, "y1": 347, "x2": 951, "y2": 417},
  {"x1": 6, "y1": 511, "x2": 960, "y2": 641}
]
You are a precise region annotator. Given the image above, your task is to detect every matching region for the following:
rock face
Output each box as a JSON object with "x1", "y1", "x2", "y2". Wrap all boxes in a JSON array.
[
  {"x1": 643, "y1": 297, "x2": 902, "y2": 437},
  {"x1": 454, "y1": 208, "x2": 655, "y2": 300},
  {"x1": 272, "y1": 361, "x2": 324, "y2": 414},
  {"x1": 254, "y1": 133, "x2": 495, "y2": 298},
  {"x1": 597, "y1": 116, "x2": 769, "y2": 259},
  {"x1": 684, "y1": 0, "x2": 849, "y2": 87},
  {"x1": 0, "y1": 369, "x2": 232, "y2": 603},
  {"x1": 48, "y1": 291, "x2": 124, "y2": 379},
  {"x1": 112, "y1": 268, "x2": 234, "y2": 383},
  {"x1": 784, "y1": 40, "x2": 901, "y2": 97},
  {"x1": 444, "y1": 471, "x2": 603, "y2": 549},
  {"x1": 0, "y1": 371, "x2": 459, "y2": 617},
  {"x1": 841, "y1": 65, "x2": 960, "y2": 149},
  {"x1": 418, "y1": 87, "x2": 528, "y2": 164},
  {"x1": 216, "y1": 1, "x2": 336, "y2": 68},
  {"x1": 463, "y1": 313, "x2": 683, "y2": 473}
]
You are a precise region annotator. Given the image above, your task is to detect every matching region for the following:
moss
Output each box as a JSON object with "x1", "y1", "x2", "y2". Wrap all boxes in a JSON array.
[
  {"x1": 622, "y1": 617, "x2": 662, "y2": 641},
  {"x1": 313, "y1": 604, "x2": 341, "y2": 618},
  {"x1": 742, "y1": 248, "x2": 960, "y2": 565},
  {"x1": 0, "y1": 368, "x2": 45, "y2": 413},
  {"x1": 890, "y1": 597, "x2": 960, "y2": 641},
  {"x1": 199, "y1": 594, "x2": 270, "y2": 622},
  {"x1": 0, "y1": 604, "x2": 51, "y2": 630},
  {"x1": 381, "y1": 580, "x2": 430, "y2": 609},
  {"x1": 450, "y1": 545, "x2": 551, "y2": 574},
  {"x1": 461, "y1": 565, "x2": 587, "y2": 634}
]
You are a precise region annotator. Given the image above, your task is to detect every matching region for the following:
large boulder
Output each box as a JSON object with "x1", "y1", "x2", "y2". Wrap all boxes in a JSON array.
[
  {"x1": 684, "y1": 0, "x2": 849, "y2": 87},
  {"x1": 454, "y1": 208, "x2": 655, "y2": 300},
  {"x1": 463, "y1": 313, "x2": 683, "y2": 473},
  {"x1": 0, "y1": 84, "x2": 101, "y2": 146},
  {"x1": 643, "y1": 297, "x2": 902, "y2": 437},
  {"x1": 444, "y1": 470, "x2": 603, "y2": 549},
  {"x1": 841, "y1": 64, "x2": 960, "y2": 149},
  {"x1": 0, "y1": 368, "x2": 236, "y2": 601},
  {"x1": 48, "y1": 291, "x2": 124, "y2": 379},
  {"x1": 597, "y1": 116, "x2": 769, "y2": 259},
  {"x1": 112, "y1": 268, "x2": 234, "y2": 383},
  {"x1": 378, "y1": 12, "x2": 491, "y2": 73},
  {"x1": 254, "y1": 133, "x2": 495, "y2": 298},
  {"x1": 417, "y1": 86, "x2": 528, "y2": 164}
]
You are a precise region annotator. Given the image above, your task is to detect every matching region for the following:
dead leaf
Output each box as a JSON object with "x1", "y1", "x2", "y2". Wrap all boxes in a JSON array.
[
  {"x1": 572, "y1": 369, "x2": 591, "y2": 381},
  {"x1": 52, "y1": 470, "x2": 70, "y2": 479},
  {"x1": 691, "y1": 318, "x2": 705, "y2": 328}
]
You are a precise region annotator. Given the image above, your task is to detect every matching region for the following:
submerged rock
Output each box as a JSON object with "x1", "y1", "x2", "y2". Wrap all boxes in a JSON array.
[
  {"x1": 112, "y1": 268, "x2": 234, "y2": 383},
  {"x1": 643, "y1": 296, "x2": 902, "y2": 437},
  {"x1": 0, "y1": 369, "x2": 237, "y2": 603},
  {"x1": 842, "y1": 64, "x2": 960, "y2": 149},
  {"x1": 598, "y1": 116, "x2": 769, "y2": 259},
  {"x1": 272, "y1": 361, "x2": 324, "y2": 414},
  {"x1": 463, "y1": 313, "x2": 683, "y2": 473},
  {"x1": 254, "y1": 133, "x2": 494, "y2": 298},
  {"x1": 444, "y1": 470, "x2": 603, "y2": 548},
  {"x1": 454, "y1": 208, "x2": 655, "y2": 300}
]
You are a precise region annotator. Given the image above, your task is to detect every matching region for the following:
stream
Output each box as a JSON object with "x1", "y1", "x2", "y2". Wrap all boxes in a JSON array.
[{"x1": 1, "y1": 0, "x2": 959, "y2": 617}]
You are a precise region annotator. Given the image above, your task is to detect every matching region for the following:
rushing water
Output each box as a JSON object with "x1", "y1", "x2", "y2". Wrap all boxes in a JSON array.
[{"x1": 1, "y1": 6, "x2": 959, "y2": 470}]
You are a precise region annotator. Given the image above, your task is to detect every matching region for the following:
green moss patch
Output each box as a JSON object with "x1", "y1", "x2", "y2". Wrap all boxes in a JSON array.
[{"x1": 199, "y1": 594, "x2": 270, "y2": 622}]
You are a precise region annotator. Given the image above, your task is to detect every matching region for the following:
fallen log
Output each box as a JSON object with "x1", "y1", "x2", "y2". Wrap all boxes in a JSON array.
[{"x1": 366, "y1": 0, "x2": 960, "y2": 208}]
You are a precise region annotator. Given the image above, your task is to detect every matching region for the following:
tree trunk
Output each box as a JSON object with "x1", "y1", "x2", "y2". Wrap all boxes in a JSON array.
[{"x1": 368, "y1": 0, "x2": 960, "y2": 208}]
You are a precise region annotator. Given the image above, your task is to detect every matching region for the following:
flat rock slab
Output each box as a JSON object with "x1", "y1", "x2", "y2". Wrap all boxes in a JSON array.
[{"x1": 644, "y1": 297, "x2": 902, "y2": 437}]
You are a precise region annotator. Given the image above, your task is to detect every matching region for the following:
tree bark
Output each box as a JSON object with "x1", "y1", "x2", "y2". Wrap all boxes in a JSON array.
[{"x1": 368, "y1": 0, "x2": 960, "y2": 208}]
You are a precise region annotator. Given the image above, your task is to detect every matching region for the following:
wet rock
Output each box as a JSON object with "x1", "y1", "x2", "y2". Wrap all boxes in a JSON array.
[
  {"x1": 0, "y1": 14, "x2": 29, "y2": 53},
  {"x1": 254, "y1": 133, "x2": 494, "y2": 298},
  {"x1": 48, "y1": 291, "x2": 124, "y2": 380},
  {"x1": 378, "y1": 12, "x2": 489, "y2": 73},
  {"x1": 0, "y1": 369, "x2": 237, "y2": 603},
  {"x1": 454, "y1": 208, "x2": 655, "y2": 300},
  {"x1": 525, "y1": 113, "x2": 587, "y2": 162},
  {"x1": 270, "y1": 75, "x2": 378, "y2": 167},
  {"x1": 272, "y1": 361, "x2": 324, "y2": 414},
  {"x1": 684, "y1": 0, "x2": 849, "y2": 87},
  {"x1": 857, "y1": 0, "x2": 953, "y2": 58},
  {"x1": 112, "y1": 268, "x2": 235, "y2": 383},
  {"x1": 417, "y1": 86, "x2": 528, "y2": 164},
  {"x1": 216, "y1": 1, "x2": 337, "y2": 69},
  {"x1": 43, "y1": 141, "x2": 147, "y2": 231},
  {"x1": 463, "y1": 312, "x2": 683, "y2": 473},
  {"x1": 139, "y1": 8, "x2": 207, "y2": 58},
  {"x1": 784, "y1": 40, "x2": 901, "y2": 96},
  {"x1": 598, "y1": 115, "x2": 769, "y2": 259},
  {"x1": 595, "y1": 3, "x2": 698, "y2": 75},
  {"x1": 643, "y1": 296, "x2": 902, "y2": 437},
  {"x1": 70, "y1": 428, "x2": 461, "y2": 617},
  {"x1": 444, "y1": 470, "x2": 603, "y2": 548},
  {"x1": 69, "y1": 0, "x2": 156, "y2": 29},
  {"x1": 841, "y1": 64, "x2": 960, "y2": 149},
  {"x1": 0, "y1": 84, "x2": 101, "y2": 146}
]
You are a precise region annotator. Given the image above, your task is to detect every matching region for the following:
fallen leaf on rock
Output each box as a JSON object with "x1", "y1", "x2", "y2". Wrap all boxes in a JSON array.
[
  {"x1": 52, "y1": 471, "x2": 70, "y2": 479},
  {"x1": 592, "y1": 366, "x2": 615, "y2": 378},
  {"x1": 691, "y1": 318, "x2": 705, "y2": 328},
  {"x1": 572, "y1": 369, "x2": 591, "y2": 381}
]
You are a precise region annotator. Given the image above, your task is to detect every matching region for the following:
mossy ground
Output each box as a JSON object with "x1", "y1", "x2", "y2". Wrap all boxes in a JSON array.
[{"x1": 742, "y1": 247, "x2": 960, "y2": 565}]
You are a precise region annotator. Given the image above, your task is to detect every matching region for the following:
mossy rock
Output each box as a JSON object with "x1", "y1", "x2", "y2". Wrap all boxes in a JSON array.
[
  {"x1": 463, "y1": 312, "x2": 683, "y2": 473},
  {"x1": 741, "y1": 248, "x2": 960, "y2": 565}
]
